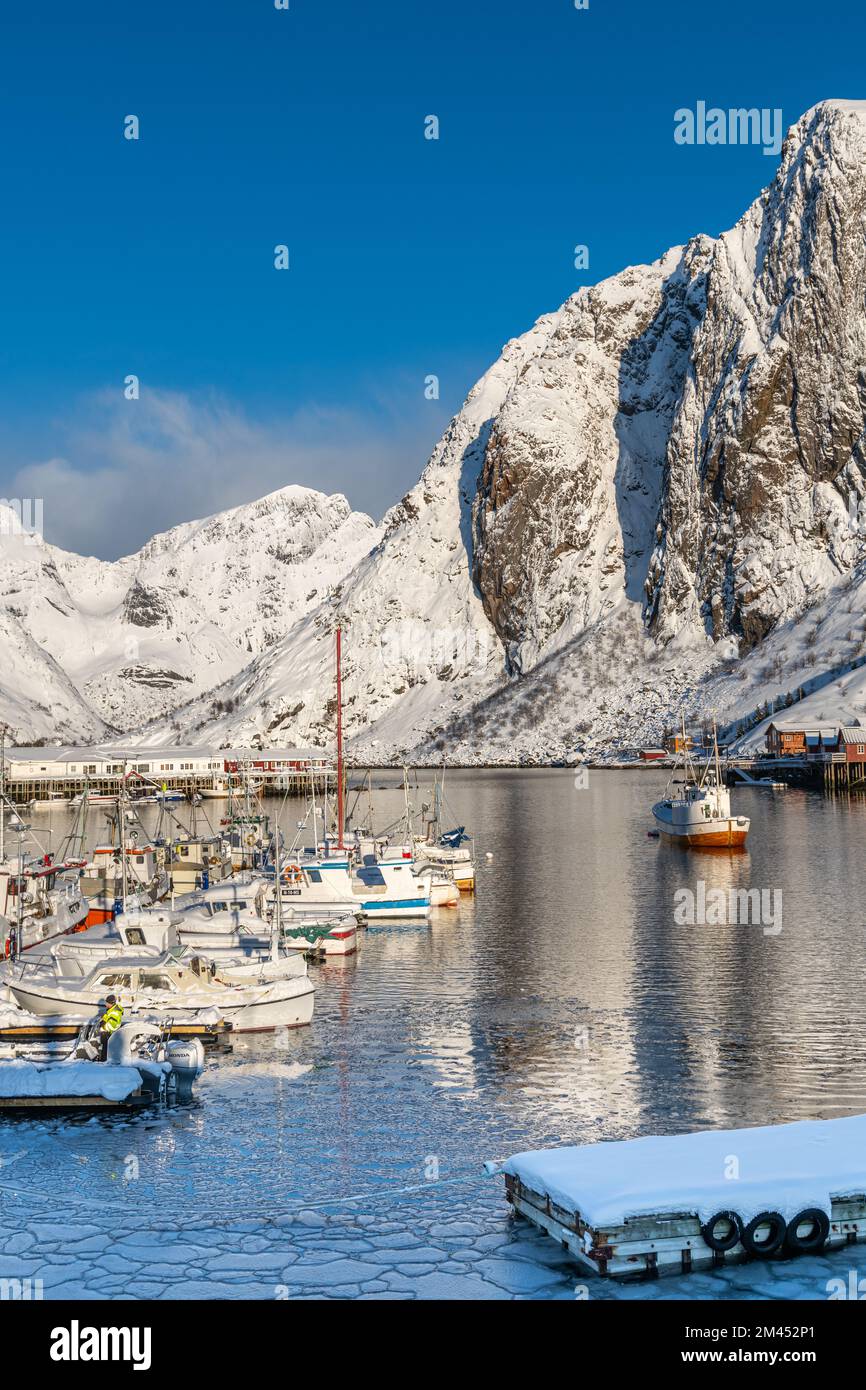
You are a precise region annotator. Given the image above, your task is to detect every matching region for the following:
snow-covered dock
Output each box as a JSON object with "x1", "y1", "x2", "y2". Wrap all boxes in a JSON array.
[{"x1": 503, "y1": 1115, "x2": 866, "y2": 1279}]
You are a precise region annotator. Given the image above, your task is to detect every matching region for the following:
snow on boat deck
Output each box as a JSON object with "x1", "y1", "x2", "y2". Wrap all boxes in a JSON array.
[
  {"x1": 504, "y1": 1114, "x2": 866, "y2": 1228},
  {"x1": 0, "y1": 1059, "x2": 143, "y2": 1102}
]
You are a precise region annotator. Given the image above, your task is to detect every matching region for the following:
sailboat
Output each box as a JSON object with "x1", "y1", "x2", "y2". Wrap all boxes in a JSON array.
[{"x1": 651, "y1": 721, "x2": 750, "y2": 848}]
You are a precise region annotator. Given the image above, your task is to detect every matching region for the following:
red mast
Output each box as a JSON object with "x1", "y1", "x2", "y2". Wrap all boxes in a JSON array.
[{"x1": 336, "y1": 626, "x2": 345, "y2": 849}]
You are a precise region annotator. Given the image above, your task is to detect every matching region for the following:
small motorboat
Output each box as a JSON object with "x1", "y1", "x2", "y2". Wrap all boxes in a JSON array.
[{"x1": 0, "y1": 1018, "x2": 204, "y2": 1110}]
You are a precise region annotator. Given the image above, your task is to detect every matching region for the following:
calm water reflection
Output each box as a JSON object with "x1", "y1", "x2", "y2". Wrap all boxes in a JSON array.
[{"x1": 4, "y1": 769, "x2": 866, "y2": 1295}]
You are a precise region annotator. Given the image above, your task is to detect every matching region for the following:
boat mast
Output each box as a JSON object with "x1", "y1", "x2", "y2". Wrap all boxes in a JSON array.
[
  {"x1": 0, "y1": 724, "x2": 6, "y2": 864},
  {"x1": 309, "y1": 763, "x2": 320, "y2": 858},
  {"x1": 402, "y1": 767, "x2": 413, "y2": 845},
  {"x1": 271, "y1": 807, "x2": 283, "y2": 961},
  {"x1": 119, "y1": 763, "x2": 129, "y2": 912},
  {"x1": 15, "y1": 818, "x2": 24, "y2": 961},
  {"x1": 336, "y1": 626, "x2": 345, "y2": 850}
]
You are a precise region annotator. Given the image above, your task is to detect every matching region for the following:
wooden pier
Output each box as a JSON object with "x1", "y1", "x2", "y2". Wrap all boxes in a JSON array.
[{"x1": 724, "y1": 754, "x2": 866, "y2": 792}]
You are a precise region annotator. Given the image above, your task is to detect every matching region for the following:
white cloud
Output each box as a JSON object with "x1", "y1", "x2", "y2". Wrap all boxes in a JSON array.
[{"x1": 4, "y1": 385, "x2": 450, "y2": 559}]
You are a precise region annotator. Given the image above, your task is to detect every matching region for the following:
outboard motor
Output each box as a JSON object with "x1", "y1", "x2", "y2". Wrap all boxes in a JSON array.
[{"x1": 164, "y1": 1038, "x2": 205, "y2": 1102}]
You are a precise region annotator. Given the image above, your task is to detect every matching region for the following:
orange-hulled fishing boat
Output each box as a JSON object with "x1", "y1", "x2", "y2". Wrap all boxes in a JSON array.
[{"x1": 651, "y1": 722, "x2": 749, "y2": 848}]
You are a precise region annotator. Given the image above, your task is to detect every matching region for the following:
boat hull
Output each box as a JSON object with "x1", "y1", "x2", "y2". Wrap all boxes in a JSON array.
[
  {"x1": 9, "y1": 978, "x2": 316, "y2": 1032},
  {"x1": 653, "y1": 817, "x2": 750, "y2": 848}
]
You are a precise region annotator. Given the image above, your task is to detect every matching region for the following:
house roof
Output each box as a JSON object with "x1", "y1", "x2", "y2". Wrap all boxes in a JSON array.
[
  {"x1": 767, "y1": 722, "x2": 843, "y2": 737},
  {"x1": 7, "y1": 744, "x2": 328, "y2": 765}
]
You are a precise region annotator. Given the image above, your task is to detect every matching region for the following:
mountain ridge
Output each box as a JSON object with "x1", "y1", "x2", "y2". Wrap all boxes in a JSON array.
[{"x1": 5, "y1": 100, "x2": 866, "y2": 761}]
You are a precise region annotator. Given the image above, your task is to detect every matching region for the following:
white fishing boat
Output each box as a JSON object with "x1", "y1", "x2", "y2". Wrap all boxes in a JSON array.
[
  {"x1": 71, "y1": 791, "x2": 118, "y2": 807},
  {"x1": 273, "y1": 853, "x2": 433, "y2": 919},
  {"x1": 178, "y1": 899, "x2": 359, "y2": 956},
  {"x1": 355, "y1": 767, "x2": 475, "y2": 895},
  {"x1": 652, "y1": 722, "x2": 750, "y2": 848},
  {"x1": 199, "y1": 777, "x2": 232, "y2": 800},
  {"x1": 219, "y1": 811, "x2": 275, "y2": 871},
  {"x1": 373, "y1": 841, "x2": 460, "y2": 905},
  {"x1": 9, "y1": 949, "x2": 315, "y2": 1032},
  {"x1": 414, "y1": 835, "x2": 475, "y2": 891},
  {"x1": 0, "y1": 859, "x2": 89, "y2": 959},
  {"x1": 170, "y1": 835, "x2": 233, "y2": 891},
  {"x1": 80, "y1": 843, "x2": 171, "y2": 925}
]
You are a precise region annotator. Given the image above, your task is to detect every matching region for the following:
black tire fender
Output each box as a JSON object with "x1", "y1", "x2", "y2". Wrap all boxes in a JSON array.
[
  {"x1": 741, "y1": 1211, "x2": 787, "y2": 1258},
  {"x1": 785, "y1": 1207, "x2": 830, "y2": 1254},
  {"x1": 700, "y1": 1210, "x2": 743, "y2": 1253}
]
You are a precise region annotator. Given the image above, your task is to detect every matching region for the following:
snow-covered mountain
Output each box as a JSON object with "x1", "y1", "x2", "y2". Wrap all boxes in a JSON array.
[
  {"x1": 0, "y1": 488, "x2": 379, "y2": 740},
  {"x1": 6, "y1": 100, "x2": 866, "y2": 761}
]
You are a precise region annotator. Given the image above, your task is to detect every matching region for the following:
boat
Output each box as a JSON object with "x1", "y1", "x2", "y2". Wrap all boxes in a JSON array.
[
  {"x1": 79, "y1": 843, "x2": 171, "y2": 925},
  {"x1": 177, "y1": 899, "x2": 359, "y2": 956},
  {"x1": 170, "y1": 835, "x2": 233, "y2": 891},
  {"x1": 219, "y1": 811, "x2": 275, "y2": 871},
  {"x1": 0, "y1": 1018, "x2": 204, "y2": 1110},
  {"x1": 27, "y1": 793, "x2": 75, "y2": 810},
  {"x1": 71, "y1": 791, "x2": 118, "y2": 807},
  {"x1": 271, "y1": 853, "x2": 432, "y2": 919},
  {"x1": 129, "y1": 791, "x2": 187, "y2": 805},
  {"x1": 9, "y1": 949, "x2": 316, "y2": 1032},
  {"x1": 373, "y1": 841, "x2": 459, "y2": 905},
  {"x1": 412, "y1": 833, "x2": 475, "y2": 891},
  {"x1": 18, "y1": 907, "x2": 181, "y2": 974},
  {"x1": 651, "y1": 721, "x2": 750, "y2": 848},
  {"x1": 199, "y1": 777, "x2": 232, "y2": 800},
  {"x1": 414, "y1": 772, "x2": 476, "y2": 890},
  {"x1": 0, "y1": 858, "x2": 89, "y2": 959}
]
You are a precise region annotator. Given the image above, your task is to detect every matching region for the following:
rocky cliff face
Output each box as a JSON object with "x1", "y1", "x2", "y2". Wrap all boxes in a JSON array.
[
  {"x1": 648, "y1": 101, "x2": 866, "y2": 652},
  {"x1": 5, "y1": 101, "x2": 866, "y2": 760}
]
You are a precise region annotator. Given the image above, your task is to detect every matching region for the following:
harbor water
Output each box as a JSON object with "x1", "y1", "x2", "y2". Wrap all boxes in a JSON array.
[{"x1": 2, "y1": 768, "x2": 866, "y2": 1300}]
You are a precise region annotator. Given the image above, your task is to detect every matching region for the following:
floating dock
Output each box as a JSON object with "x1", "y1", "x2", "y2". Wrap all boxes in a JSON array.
[
  {"x1": 0, "y1": 1090, "x2": 152, "y2": 1113},
  {"x1": 502, "y1": 1115, "x2": 866, "y2": 1280}
]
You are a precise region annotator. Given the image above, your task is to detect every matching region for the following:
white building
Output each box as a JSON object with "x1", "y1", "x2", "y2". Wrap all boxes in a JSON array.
[{"x1": 3, "y1": 745, "x2": 329, "y2": 783}]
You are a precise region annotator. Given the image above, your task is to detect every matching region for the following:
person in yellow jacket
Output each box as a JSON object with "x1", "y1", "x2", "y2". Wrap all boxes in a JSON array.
[{"x1": 98, "y1": 993, "x2": 124, "y2": 1060}]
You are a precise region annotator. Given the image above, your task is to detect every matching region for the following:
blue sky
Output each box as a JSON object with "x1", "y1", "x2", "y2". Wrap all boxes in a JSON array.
[{"x1": 0, "y1": 0, "x2": 862, "y2": 556}]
